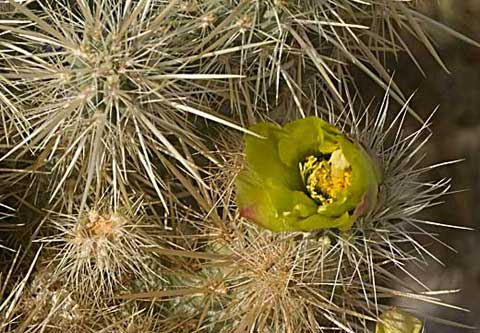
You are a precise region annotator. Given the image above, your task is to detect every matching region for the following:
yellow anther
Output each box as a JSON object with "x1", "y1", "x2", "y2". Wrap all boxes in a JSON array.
[{"x1": 300, "y1": 150, "x2": 352, "y2": 205}]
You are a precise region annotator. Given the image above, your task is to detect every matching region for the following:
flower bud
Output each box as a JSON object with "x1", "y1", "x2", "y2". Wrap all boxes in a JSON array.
[{"x1": 376, "y1": 308, "x2": 423, "y2": 333}]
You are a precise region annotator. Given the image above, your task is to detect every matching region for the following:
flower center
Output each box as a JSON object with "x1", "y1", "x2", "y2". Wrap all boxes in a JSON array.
[{"x1": 299, "y1": 150, "x2": 352, "y2": 205}]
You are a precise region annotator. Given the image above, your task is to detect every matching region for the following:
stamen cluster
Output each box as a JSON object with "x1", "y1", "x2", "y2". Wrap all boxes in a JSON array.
[{"x1": 300, "y1": 151, "x2": 352, "y2": 205}]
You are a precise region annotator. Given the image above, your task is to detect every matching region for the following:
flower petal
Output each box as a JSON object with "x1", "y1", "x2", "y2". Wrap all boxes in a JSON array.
[
  {"x1": 236, "y1": 170, "x2": 277, "y2": 230},
  {"x1": 278, "y1": 117, "x2": 341, "y2": 168},
  {"x1": 245, "y1": 122, "x2": 302, "y2": 189},
  {"x1": 236, "y1": 169, "x2": 319, "y2": 231},
  {"x1": 340, "y1": 138, "x2": 381, "y2": 214},
  {"x1": 294, "y1": 211, "x2": 353, "y2": 232},
  {"x1": 254, "y1": 211, "x2": 353, "y2": 232}
]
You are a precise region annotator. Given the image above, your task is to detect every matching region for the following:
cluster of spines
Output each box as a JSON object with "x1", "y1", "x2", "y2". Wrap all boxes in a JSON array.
[
  {"x1": 141, "y1": 96, "x2": 464, "y2": 332},
  {"x1": 0, "y1": 0, "x2": 472, "y2": 332}
]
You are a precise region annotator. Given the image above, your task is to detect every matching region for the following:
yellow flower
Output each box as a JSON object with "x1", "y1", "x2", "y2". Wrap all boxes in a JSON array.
[{"x1": 235, "y1": 117, "x2": 381, "y2": 232}]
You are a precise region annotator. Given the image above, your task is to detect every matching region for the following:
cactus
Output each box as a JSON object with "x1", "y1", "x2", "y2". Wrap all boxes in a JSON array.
[
  {"x1": 128, "y1": 97, "x2": 459, "y2": 332},
  {"x1": 0, "y1": 0, "x2": 475, "y2": 332},
  {"x1": 37, "y1": 192, "x2": 166, "y2": 302}
]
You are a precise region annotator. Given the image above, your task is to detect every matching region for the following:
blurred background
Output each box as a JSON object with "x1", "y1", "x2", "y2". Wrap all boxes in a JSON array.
[
  {"x1": 0, "y1": 1, "x2": 478, "y2": 332},
  {"x1": 357, "y1": 1, "x2": 480, "y2": 331}
]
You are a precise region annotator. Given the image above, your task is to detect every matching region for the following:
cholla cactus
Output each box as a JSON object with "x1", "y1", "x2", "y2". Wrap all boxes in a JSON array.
[
  {"x1": 134, "y1": 96, "x2": 466, "y2": 332},
  {"x1": 0, "y1": 1, "x2": 244, "y2": 210},
  {"x1": 0, "y1": 0, "x2": 466, "y2": 211},
  {"x1": 37, "y1": 192, "x2": 165, "y2": 301},
  {"x1": 1, "y1": 264, "x2": 163, "y2": 333},
  {"x1": 0, "y1": 1, "x2": 474, "y2": 332}
]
